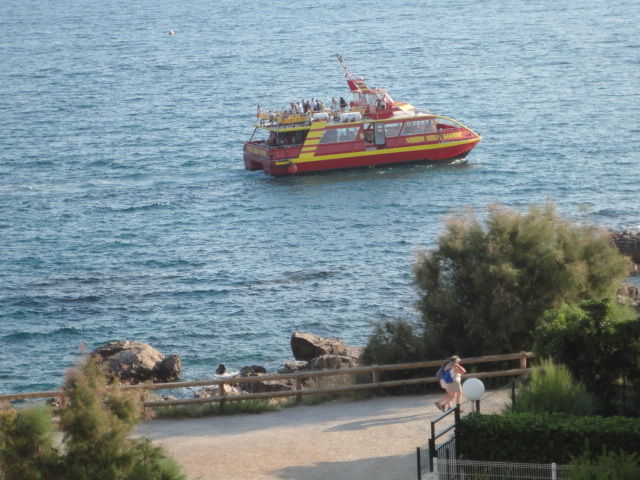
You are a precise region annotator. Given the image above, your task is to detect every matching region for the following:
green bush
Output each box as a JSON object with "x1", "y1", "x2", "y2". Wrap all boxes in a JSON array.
[
  {"x1": 534, "y1": 299, "x2": 640, "y2": 413},
  {"x1": 513, "y1": 359, "x2": 596, "y2": 416},
  {"x1": 0, "y1": 359, "x2": 186, "y2": 480},
  {"x1": 361, "y1": 318, "x2": 425, "y2": 365},
  {"x1": 154, "y1": 398, "x2": 292, "y2": 419},
  {"x1": 361, "y1": 318, "x2": 434, "y2": 394},
  {"x1": 569, "y1": 449, "x2": 640, "y2": 479},
  {"x1": 0, "y1": 405, "x2": 61, "y2": 480},
  {"x1": 457, "y1": 412, "x2": 640, "y2": 464}
]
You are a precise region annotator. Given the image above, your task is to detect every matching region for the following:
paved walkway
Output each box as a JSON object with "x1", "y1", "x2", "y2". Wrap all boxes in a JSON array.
[{"x1": 137, "y1": 390, "x2": 510, "y2": 480}]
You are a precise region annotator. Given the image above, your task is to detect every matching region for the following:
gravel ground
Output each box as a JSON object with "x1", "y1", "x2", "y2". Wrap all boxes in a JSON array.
[{"x1": 136, "y1": 390, "x2": 511, "y2": 480}]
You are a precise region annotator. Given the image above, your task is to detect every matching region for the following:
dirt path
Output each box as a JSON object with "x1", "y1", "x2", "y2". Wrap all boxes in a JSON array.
[{"x1": 137, "y1": 390, "x2": 510, "y2": 480}]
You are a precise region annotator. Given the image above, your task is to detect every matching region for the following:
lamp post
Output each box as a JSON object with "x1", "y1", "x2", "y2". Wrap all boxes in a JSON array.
[{"x1": 462, "y1": 378, "x2": 485, "y2": 413}]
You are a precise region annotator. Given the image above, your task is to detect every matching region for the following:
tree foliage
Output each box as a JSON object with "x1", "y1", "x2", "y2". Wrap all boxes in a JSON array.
[
  {"x1": 0, "y1": 405, "x2": 61, "y2": 480},
  {"x1": 533, "y1": 298, "x2": 640, "y2": 413},
  {"x1": 361, "y1": 318, "x2": 425, "y2": 366},
  {"x1": 0, "y1": 358, "x2": 186, "y2": 480},
  {"x1": 569, "y1": 449, "x2": 640, "y2": 480},
  {"x1": 413, "y1": 204, "x2": 630, "y2": 357}
]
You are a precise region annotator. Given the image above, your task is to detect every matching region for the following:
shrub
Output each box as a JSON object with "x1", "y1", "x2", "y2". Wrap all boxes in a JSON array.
[
  {"x1": 457, "y1": 412, "x2": 640, "y2": 464},
  {"x1": 0, "y1": 358, "x2": 186, "y2": 480},
  {"x1": 513, "y1": 359, "x2": 596, "y2": 416},
  {"x1": 361, "y1": 318, "x2": 434, "y2": 393},
  {"x1": 0, "y1": 405, "x2": 61, "y2": 480},
  {"x1": 534, "y1": 298, "x2": 640, "y2": 413},
  {"x1": 361, "y1": 318, "x2": 425, "y2": 366},
  {"x1": 154, "y1": 398, "x2": 291, "y2": 419},
  {"x1": 569, "y1": 449, "x2": 640, "y2": 480}
]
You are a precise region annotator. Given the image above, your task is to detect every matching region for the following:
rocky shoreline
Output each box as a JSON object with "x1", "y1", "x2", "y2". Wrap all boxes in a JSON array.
[
  {"x1": 87, "y1": 230, "x2": 640, "y2": 399},
  {"x1": 611, "y1": 229, "x2": 640, "y2": 275},
  {"x1": 90, "y1": 333, "x2": 363, "y2": 401}
]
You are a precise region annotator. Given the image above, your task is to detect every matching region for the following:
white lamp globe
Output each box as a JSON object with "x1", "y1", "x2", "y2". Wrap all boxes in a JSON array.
[{"x1": 462, "y1": 378, "x2": 485, "y2": 401}]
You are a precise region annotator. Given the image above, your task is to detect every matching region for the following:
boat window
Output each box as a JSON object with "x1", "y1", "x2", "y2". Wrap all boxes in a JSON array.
[
  {"x1": 384, "y1": 122, "x2": 402, "y2": 137},
  {"x1": 269, "y1": 129, "x2": 308, "y2": 147},
  {"x1": 319, "y1": 129, "x2": 339, "y2": 144},
  {"x1": 293, "y1": 130, "x2": 308, "y2": 145},
  {"x1": 250, "y1": 128, "x2": 270, "y2": 142},
  {"x1": 400, "y1": 119, "x2": 437, "y2": 136},
  {"x1": 321, "y1": 126, "x2": 360, "y2": 143},
  {"x1": 363, "y1": 123, "x2": 374, "y2": 143}
]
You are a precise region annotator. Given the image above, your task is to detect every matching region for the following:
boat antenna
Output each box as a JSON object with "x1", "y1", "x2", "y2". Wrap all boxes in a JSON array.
[
  {"x1": 336, "y1": 53, "x2": 388, "y2": 104},
  {"x1": 336, "y1": 53, "x2": 355, "y2": 81}
]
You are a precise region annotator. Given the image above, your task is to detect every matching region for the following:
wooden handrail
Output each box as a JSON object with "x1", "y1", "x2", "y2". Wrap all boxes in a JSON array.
[{"x1": 0, "y1": 352, "x2": 534, "y2": 405}]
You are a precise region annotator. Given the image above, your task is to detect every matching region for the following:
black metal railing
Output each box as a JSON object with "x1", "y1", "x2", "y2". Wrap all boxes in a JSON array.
[{"x1": 425, "y1": 404, "x2": 460, "y2": 475}]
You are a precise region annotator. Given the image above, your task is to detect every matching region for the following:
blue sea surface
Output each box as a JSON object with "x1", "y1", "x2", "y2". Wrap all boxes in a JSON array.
[{"x1": 1, "y1": 0, "x2": 639, "y2": 394}]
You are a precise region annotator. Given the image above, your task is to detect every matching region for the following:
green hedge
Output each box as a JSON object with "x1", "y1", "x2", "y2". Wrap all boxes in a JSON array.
[{"x1": 457, "y1": 412, "x2": 640, "y2": 464}]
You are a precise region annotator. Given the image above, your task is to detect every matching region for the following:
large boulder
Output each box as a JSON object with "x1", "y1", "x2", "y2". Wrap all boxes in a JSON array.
[
  {"x1": 290, "y1": 332, "x2": 347, "y2": 361},
  {"x1": 278, "y1": 361, "x2": 308, "y2": 374},
  {"x1": 236, "y1": 364, "x2": 297, "y2": 394},
  {"x1": 241, "y1": 378, "x2": 297, "y2": 394},
  {"x1": 239, "y1": 365, "x2": 267, "y2": 376},
  {"x1": 611, "y1": 230, "x2": 640, "y2": 269},
  {"x1": 617, "y1": 283, "x2": 640, "y2": 311},
  {"x1": 307, "y1": 354, "x2": 358, "y2": 371},
  {"x1": 91, "y1": 340, "x2": 181, "y2": 384},
  {"x1": 194, "y1": 385, "x2": 242, "y2": 398}
]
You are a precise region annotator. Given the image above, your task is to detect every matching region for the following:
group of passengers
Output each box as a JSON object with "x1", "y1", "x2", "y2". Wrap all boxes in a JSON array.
[{"x1": 288, "y1": 96, "x2": 349, "y2": 116}]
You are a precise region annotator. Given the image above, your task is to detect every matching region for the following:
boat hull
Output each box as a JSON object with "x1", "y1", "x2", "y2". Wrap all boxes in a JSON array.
[{"x1": 243, "y1": 137, "x2": 480, "y2": 176}]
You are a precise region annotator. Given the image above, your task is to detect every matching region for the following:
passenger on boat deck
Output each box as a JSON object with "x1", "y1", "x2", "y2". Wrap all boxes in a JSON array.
[
  {"x1": 331, "y1": 97, "x2": 337, "y2": 111},
  {"x1": 339, "y1": 96, "x2": 347, "y2": 111}
]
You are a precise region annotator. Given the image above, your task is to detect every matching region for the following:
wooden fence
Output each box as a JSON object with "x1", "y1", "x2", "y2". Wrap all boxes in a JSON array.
[{"x1": 0, "y1": 352, "x2": 535, "y2": 408}]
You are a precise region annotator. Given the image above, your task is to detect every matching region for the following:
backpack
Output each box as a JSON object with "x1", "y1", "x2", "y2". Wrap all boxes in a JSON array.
[
  {"x1": 436, "y1": 366, "x2": 445, "y2": 380},
  {"x1": 443, "y1": 368, "x2": 454, "y2": 384}
]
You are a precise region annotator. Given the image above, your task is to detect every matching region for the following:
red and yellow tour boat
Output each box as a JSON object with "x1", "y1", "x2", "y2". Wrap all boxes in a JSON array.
[{"x1": 243, "y1": 55, "x2": 481, "y2": 176}]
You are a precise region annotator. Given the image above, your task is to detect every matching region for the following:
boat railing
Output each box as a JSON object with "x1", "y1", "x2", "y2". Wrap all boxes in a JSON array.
[{"x1": 259, "y1": 113, "x2": 310, "y2": 127}]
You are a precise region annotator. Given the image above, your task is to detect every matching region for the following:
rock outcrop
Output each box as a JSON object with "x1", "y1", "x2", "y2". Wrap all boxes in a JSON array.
[
  {"x1": 611, "y1": 230, "x2": 640, "y2": 274},
  {"x1": 91, "y1": 340, "x2": 181, "y2": 384},
  {"x1": 290, "y1": 332, "x2": 348, "y2": 360},
  {"x1": 207, "y1": 333, "x2": 363, "y2": 397},
  {"x1": 307, "y1": 354, "x2": 358, "y2": 371},
  {"x1": 617, "y1": 283, "x2": 640, "y2": 310}
]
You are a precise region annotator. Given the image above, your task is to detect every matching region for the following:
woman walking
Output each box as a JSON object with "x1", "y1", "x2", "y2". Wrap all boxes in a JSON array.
[{"x1": 435, "y1": 355, "x2": 466, "y2": 411}]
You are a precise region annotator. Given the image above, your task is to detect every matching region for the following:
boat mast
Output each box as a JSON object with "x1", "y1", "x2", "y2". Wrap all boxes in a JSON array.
[
  {"x1": 336, "y1": 54, "x2": 355, "y2": 82},
  {"x1": 335, "y1": 54, "x2": 392, "y2": 108}
]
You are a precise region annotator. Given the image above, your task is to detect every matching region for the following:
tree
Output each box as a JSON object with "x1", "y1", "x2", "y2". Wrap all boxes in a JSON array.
[
  {"x1": 413, "y1": 204, "x2": 630, "y2": 357},
  {"x1": 361, "y1": 318, "x2": 425, "y2": 366},
  {"x1": 0, "y1": 358, "x2": 186, "y2": 480},
  {"x1": 533, "y1": 298, "x2": 640, "y2": 413}
]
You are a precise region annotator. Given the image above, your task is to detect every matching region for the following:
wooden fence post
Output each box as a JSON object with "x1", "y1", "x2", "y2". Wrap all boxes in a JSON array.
[
  {"x1": 220, "y1": 381, "x2": 226, "y2": 411},
  {"x1": 296, "y1": 378, "x2": 302, "y2": 404},
  {"x1": 372, "y1": 366, "x2": 380, "y2": 396}
]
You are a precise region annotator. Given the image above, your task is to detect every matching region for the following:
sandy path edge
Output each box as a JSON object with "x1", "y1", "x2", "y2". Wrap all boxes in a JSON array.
[{"x1": 137, "y1": 390, "x2": 511, "y2": 480}]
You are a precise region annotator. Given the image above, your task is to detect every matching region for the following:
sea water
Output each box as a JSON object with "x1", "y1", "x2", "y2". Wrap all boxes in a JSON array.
[{"x1": 1, "y1": 0, "x2": 639, "y2": 394}]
